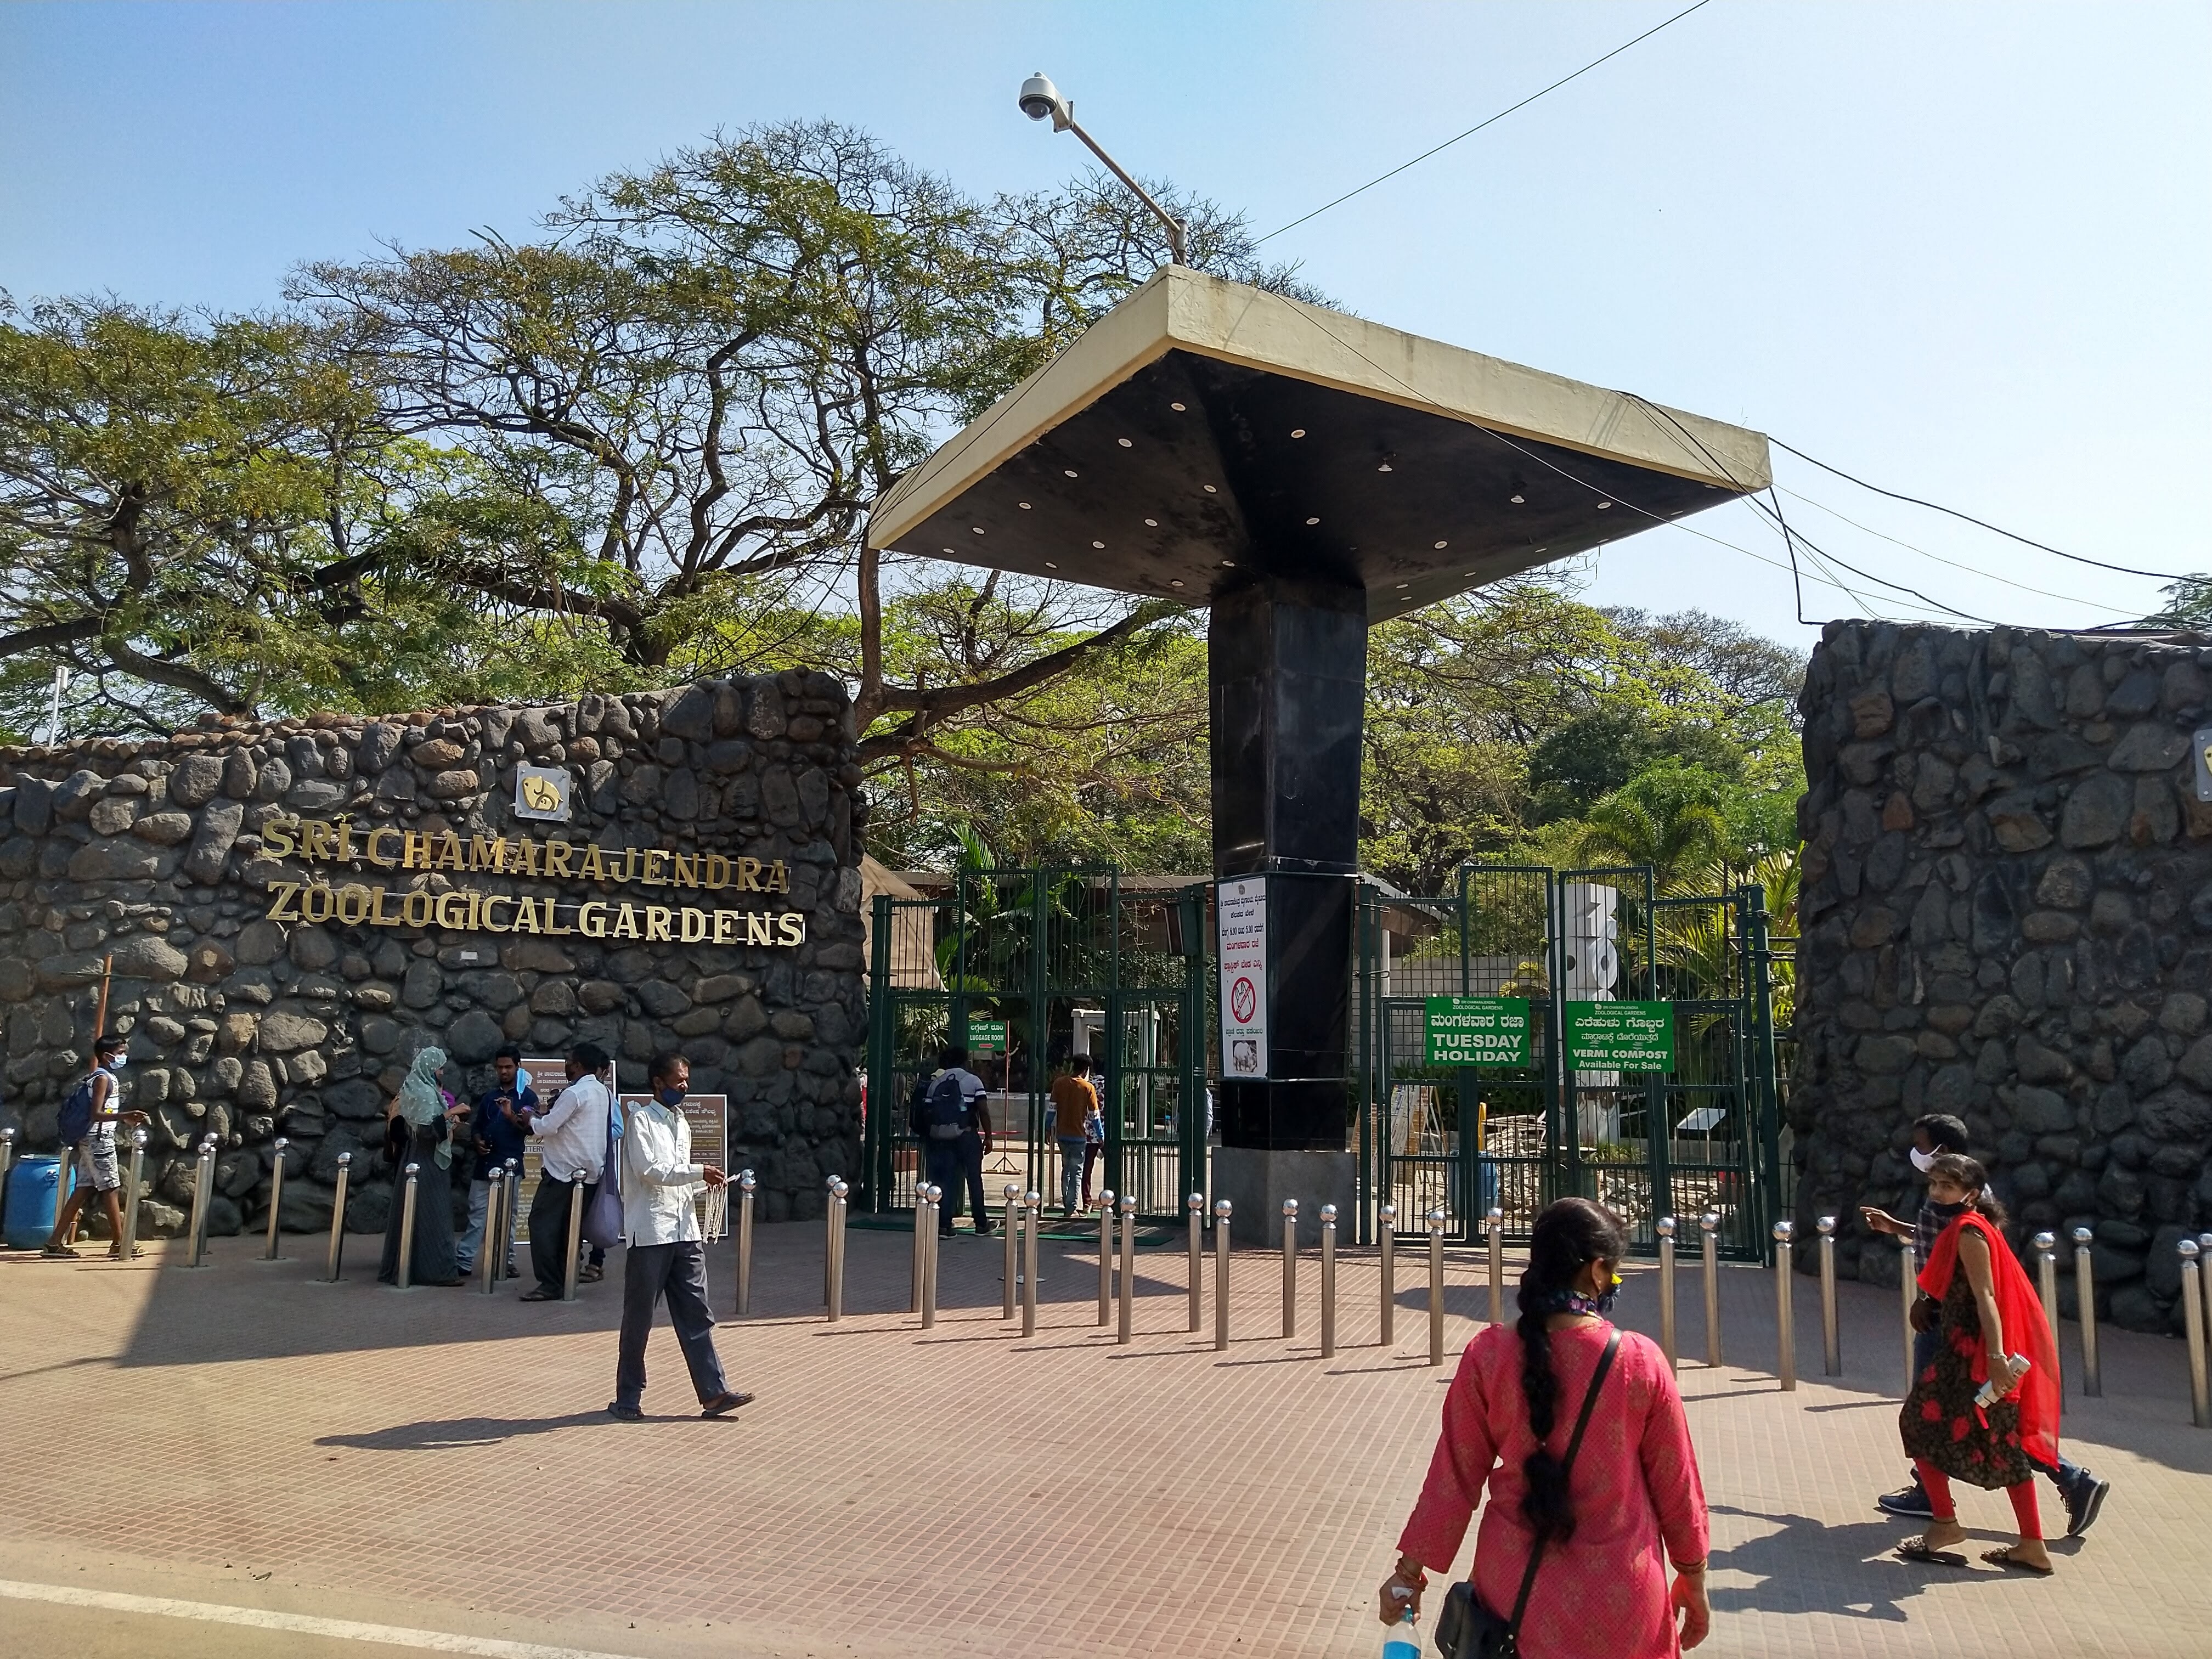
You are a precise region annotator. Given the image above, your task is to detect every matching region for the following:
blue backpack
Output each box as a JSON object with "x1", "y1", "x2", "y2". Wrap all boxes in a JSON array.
[{"x1": 57, "y1": 1070, "x2": 104, "y2": 1147}]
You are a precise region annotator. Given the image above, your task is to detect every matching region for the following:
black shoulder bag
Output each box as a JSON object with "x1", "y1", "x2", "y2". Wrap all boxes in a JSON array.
[{"x1": 1435, "y1": 1325, "x2": 1622, "y2": 1659}]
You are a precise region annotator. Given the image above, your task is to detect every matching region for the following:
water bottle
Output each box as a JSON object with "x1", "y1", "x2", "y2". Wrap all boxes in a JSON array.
[
  {"x1": 1382, "y1": 1598, "x2": 1420, "y2": 1659},
  {"x1": 1976, "y1": 1352, "x2": 2029, "y2": 1409}
]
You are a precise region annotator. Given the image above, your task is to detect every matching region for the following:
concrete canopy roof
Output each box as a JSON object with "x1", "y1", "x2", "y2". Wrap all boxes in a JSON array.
[{"x1": 868, "y1": 267, "x2": 1771, "y2": 622}]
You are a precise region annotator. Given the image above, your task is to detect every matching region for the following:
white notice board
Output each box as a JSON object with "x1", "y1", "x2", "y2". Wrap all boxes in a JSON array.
[{"x1": 1217, "y1": 877, "x2": 1269, "y2": 1080}]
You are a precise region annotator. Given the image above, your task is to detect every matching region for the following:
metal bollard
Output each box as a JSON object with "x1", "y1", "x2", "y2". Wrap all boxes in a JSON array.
[
  {"x1": 825, "y1": 1173, "x2": 843, "y2": 1307},
  {"x1": 1700, "y1": 1211, "x2": 1722, "y2": 1368},
  {"x1": 479, "y1": 1169, "x2": 503, "y2": 1294},
  {"x1": 120, "y1": 1128, "x2": 146, "y2": 1263},
  {"x1": 1379, "y1": 1202, "x2": 1397, "y2": 1347},
  {"x1": 0, "y1": 1128, "x2": 13, "y2": 1234},
  {"x1": 1117, "y1": 1192, "x2": 1136, "y2": 1344},
  {"x1": 1485, "y1": 1206, "x2": 1504, "y2": 1326},
  {"x1": 827, "y1": 1178, "x2": 849, "y2": 1322},
  {"x1": 1213, "y1": 1198, "x2": 1233, "y2": 1350},
  {"x1": 1427, "y1": 1208, "x2": 1447, "y2": 1367},
  {"x1": 918, "y1": 1184, "x2": 941, "y2": 1329},
  {"x1": 2200, "y1": 1233, "x2": 2212, "y2": 1362},
  {"x1": 1023, "y1": 1191, "x2": 1042, "y2": 1339},
  {"x1": 1319, "y1": 1203, "x2": 1338, "y2": 1359},
  {"x1": 561, "y1": 1175, "x2": 586, "y2": 1302},
  {"x1": 1097, "y1": 1189, "x2": 1115, "y2": 1326},
  {"x1": 263, "y1": 1136, "x2": 290, "y2": 1260},
  {"x1": 910, "y1": 1186, "x2": 927, "y2": 1314},
  {"x1": 1899, "y1": 1237, "x2": 1918, "y2": 1396},
  {"x1": 324, "y1": 1152, "x2": 352, "y2": 1282},
  {"x1": 1187, "y1": 1192, "x2": 1205, "y2": 1332},
  {"x1": 1281, "y1": 1198, "x2": 1299, "y2": 1340},
  {"x1": 1773, "y1": 1220, "x2": 1796, "y2": 1391},
  {"x1": 185, "y1": 1136, "x2": 217, "y2": 1268},
  {"x1": 2180, "y1": 1240, "x2": 2210, "y2": 1429},
  {"x1": 2033, "y1": 1232, "x2": 2061, "y2": 1370},
  {"x1": 396, "y1": 1162, "x2": 421, "y2": 1290},
  {"x1": 1656, "y1": 1216, "x2": 1678, "y2": 1372},
  {"x1": 2073, "y1": 1225, "x2": 2101, "y2": 1397},
  {"x1": 1003, "y1": 1182, "x2": 1023, "y2": 1321},
  {"x1": 1816, "y1": 1216, "x2": 1841, "y2": 1376},
  {"x1": 733, "y1": 1170, "x2": 757, "y2": 1316}
]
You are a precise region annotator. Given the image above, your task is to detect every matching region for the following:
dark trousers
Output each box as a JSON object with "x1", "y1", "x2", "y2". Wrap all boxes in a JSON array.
[
  {"x1": 617, "y1": 1242, "x2": 729, "y2": 1409},
  {"x1": 528, "y1": 1174, "x2": 597, "y2": 1294},
  {"x1": 926, "y1": 1131, "x2": 991, "y2": 1232}
]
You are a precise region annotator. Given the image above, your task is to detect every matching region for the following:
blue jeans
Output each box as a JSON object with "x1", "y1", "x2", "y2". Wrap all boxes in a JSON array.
[
  {"x1": 456, "y1": 1178, "x2": 512, "y2": 1274},
  {"x1": 1058, "y1": 1138, "x2": 1087, "y2": 1214},
  {"x1": 1910, "y1": 1325, "x2": 2087, "y2": 1490}
]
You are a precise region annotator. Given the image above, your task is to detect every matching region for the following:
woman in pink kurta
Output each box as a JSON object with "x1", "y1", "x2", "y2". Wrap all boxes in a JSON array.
[{"x1": 1380, "y1": 1199, "x2": 1712, "y2": 1657}]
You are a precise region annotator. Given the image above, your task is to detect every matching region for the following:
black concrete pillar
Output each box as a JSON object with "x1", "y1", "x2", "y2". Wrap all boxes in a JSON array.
[{"x1": 1208, "y1": 575, "x2": 1365, "y2": 1152}]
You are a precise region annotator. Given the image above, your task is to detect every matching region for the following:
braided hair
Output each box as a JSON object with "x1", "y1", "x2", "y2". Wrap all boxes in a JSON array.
[{"x1": 1516, "y1": 1197, "x2": 1628, "y2": 1546}]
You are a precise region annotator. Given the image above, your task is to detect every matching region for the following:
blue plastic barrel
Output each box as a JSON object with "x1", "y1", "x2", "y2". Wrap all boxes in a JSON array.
[{"x1": 4, "y1": 1155, "x2": 70, "y2": 1249}]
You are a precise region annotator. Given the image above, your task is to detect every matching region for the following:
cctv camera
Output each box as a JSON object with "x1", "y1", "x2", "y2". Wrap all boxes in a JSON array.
[{"x1": 1018, "y1": 72, "x2": 1070, "y2": 130}]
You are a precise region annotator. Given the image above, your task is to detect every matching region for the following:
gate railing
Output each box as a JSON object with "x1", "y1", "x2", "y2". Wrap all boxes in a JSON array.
[{"x1": 1356, "y1": 862, "x2": 1784, "y2": 1262}]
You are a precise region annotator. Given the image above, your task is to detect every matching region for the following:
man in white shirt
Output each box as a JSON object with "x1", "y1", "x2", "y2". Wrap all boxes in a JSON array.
[
  {"x1": 609, "y1": 1051, "x2": 749, "y2": 1421},
  {"x1": 518, "y1": 1041, "x2": 612, "y2": 1302}
]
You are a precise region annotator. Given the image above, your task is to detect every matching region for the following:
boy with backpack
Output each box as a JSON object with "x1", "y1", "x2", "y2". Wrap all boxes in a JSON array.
[
  {"x1": 44, "y1": 1035, "x2": 148, "y2": 1260},
  {"x1": 910, "y1": 1043, "x2": 992, "y2": 1237}
]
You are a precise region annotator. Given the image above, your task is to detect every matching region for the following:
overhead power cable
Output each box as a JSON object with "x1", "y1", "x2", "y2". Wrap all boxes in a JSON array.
[
  {"x1": 1770, "y1": 438, "x2": 2193, "y2": 583},
  {"x1": 1252, "y1": 1, "x2": 1714, "y2": 245}
]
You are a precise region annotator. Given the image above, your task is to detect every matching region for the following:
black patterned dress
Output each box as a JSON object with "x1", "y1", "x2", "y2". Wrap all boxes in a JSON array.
[{"x1": 1898, "y1": 1257, "x2": 2032, "y2": 1489}]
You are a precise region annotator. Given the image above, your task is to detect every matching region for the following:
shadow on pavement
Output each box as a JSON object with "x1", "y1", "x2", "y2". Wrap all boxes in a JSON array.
[{"x1": 317, "y1": 1410, "x2": 620, "y2": 1450}]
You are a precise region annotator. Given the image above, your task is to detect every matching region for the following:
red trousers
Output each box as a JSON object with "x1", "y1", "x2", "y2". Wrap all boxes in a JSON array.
[{"x1": 1914, "y1": 1459, "x2": 2041, "y2": 1538}]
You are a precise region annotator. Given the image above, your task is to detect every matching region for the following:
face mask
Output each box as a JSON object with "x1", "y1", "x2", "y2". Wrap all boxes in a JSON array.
[
  {"x1": 105, "y1": 1056, "x2": 126, "y2": 1071},
  {"x1": 1909, "y1": 1147, "x2": 1936, "y2": 1173},
  {"x1": 657, "y1": 1086, "x2": 686, "y2": 1108}
]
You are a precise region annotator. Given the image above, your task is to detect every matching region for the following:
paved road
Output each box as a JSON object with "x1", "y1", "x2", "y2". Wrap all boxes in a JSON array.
[{"x1": 2, "y1": 1221, "x2": 2205, "y2": 1658}]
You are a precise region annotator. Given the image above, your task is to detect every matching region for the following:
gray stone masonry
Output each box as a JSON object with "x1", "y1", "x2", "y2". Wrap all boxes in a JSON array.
[
  {"x1": 0, "y1": 674, "x2": 866, "y2": 1237},
  {"x1": 1791, "y1": 621, "x2": 2212, "y2": 1334}
]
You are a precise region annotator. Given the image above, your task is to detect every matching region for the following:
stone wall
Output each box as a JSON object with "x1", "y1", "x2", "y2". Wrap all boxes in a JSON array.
[
  {"x1": 1791, "y1": 621, "x2": 2212, "y2": 1332},
  {"x1": 0, "y1": 673, "x2": 866, "y2": 1235}
]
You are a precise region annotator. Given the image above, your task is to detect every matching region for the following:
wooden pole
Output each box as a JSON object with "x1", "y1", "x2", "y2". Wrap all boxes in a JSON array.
[{"x1": 92, "y1": 953, "x2": 114, "y2": 1040}]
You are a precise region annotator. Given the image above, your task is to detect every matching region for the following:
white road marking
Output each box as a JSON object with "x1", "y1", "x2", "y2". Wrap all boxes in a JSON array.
[{"x1": 0, "y1": 1578, "x2": 647, "y2": 1658}]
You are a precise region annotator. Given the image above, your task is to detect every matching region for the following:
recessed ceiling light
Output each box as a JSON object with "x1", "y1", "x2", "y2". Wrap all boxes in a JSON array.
[
  {"x1": 1433, "y1": 540, "x2": 1448, "y2": 550},
  {"x1": 1018, "y1": 501, "x2": 1032, "y2": 510},
  {"x1": 1203, "y1": 484, "x2": 1217, "y2": 494},
  {"x1": 1064, "y1": 469, "x2": 1079, "y2": 478},
  {"x1": 1305, "y1": 517, "x2": 1320, "y2": 526},
  {"x1": 1118, "y1": 437, "x2": 1133, "y2": 448},
  {"x1": 941, "y1": 546, "x2": 955, "y2": 554},
  {"x1": 1290, "y1": 428, "x2": 1306, "y2": 438},
  {"x1": 1596, "y1": 500, "x2": 1612, "y2": 510},
  {"x1": 971, "y1": 526, "x2": 986, "y2": 534},
  {"x1": 1091, "y1": 540, "x2": 1105, "y2": 549},
  {"x1": 1045, "y1": 561, "x2": 1058, "y2": 569},
  {"x1": 1377, "y1": 461, "x2": 1393, "y2": 473},
  {"x1": 1143, "y1": 517, "x2": 1158, "y2": 527},
  {"x1": 1170, "y1": 401, "x2": 1186, "y2": 411},
  {"x1": 1221, "y1": 560, "x2": 1236, "y2": 567},
  {"x1": 1396, "y1": 582, "x2": 1410, "y2": 589},
  {"x1": 1170, "y1": 579, "x2": 1184, "y2": 587},
  {"x1": 1509, "y1": 494, "x2": 1525, "y2": 505},
  {"x1": 1534, "y1": 546, "x2": 1550, "y2": 553}
]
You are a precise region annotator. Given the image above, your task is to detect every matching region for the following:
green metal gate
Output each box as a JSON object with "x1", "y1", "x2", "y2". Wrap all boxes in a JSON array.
[
  {"x1": 1356, "y1": 862, "x2": 1782, "y2": 1260},
  {"x1": 864, "y1": 870, "x2": 1210, "y2": 1224}
]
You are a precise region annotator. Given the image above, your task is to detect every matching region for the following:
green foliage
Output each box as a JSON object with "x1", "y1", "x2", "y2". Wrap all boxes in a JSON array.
[{"x1": 2145, "y1": 574, "x2": 2212, "y2": 629}]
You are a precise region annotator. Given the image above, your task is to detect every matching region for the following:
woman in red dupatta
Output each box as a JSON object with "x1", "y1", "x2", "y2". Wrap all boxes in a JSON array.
[{"x1": 1895, "y1": 1154, "x2": 2062, "y2": 1575}]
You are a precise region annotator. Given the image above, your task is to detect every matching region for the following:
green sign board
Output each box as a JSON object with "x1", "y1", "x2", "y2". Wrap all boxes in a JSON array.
[
  {"x1": 1564, "y1": 1000, "x2": 1675, "y2": 1071},
  {"x1": 966, "y1": 1018, "x2": 1008, "y2": 1053},
  {"x1": 1424, "y1": 996, "x2": 1532, "y2": 1068}
]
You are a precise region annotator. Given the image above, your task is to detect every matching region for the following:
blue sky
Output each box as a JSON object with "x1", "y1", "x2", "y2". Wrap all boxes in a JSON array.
[{"x1": 3, "y1": 1, "x2": 2206, "y2": 645}]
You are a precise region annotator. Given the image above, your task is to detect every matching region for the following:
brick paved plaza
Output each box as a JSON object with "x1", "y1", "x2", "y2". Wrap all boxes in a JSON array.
[{"x1": 2, "y1": 1220, "x2": 2207, "y2": 1659}]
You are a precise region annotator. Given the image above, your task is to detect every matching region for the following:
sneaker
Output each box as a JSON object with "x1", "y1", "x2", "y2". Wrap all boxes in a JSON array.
[
  {"x1": 1877, "y1": 1479, "x2": 1934, "y2": 1518},
  {"x1": 2063, "y1": 1471, "x2": 2111, "y2": 1537},
  {"x1": 505, "y1": 1263, "x2": 521, "y2": 1278},
  {"x1": 40, "y1": 1244, "x2": 80, "y2": 1260},
  {"x1": 973, "y1": 1223, "x2": 995, "y2": 1237},
  {"x1": 606, "y1": 1401, "x2": 644, "y2": 1422}
]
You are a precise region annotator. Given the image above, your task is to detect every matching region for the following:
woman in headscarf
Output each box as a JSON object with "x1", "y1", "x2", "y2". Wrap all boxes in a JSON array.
[
  {"x1": 378, "y1": 1046, "x2": 466, "y2": 1286},
  {"x1": 1894, "y1": 1153, "x2": 2062, "y2": 1575}
]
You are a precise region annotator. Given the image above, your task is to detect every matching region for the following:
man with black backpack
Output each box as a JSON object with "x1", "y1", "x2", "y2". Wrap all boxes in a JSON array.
[
  {"x1": 910, "y1": 1043, "x2": 992, "y2": 1238},
  {"x1": 44, "y1": 1035, "x2": 146, "y2": 1260}
]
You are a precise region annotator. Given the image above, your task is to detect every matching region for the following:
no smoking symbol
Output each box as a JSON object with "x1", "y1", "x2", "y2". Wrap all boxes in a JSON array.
[{"x1": 1229, "y1": 975, "x2": 1257, "y2": 1024}]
